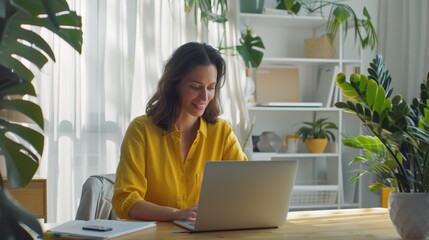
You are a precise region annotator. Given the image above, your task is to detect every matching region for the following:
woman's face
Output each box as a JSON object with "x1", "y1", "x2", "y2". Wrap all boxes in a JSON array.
[{"x1": 177, "y1": 64, "x2": 217, "y2": 118}]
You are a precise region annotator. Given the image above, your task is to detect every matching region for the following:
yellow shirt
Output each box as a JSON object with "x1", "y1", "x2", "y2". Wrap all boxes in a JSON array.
[{"x1": 112, "y1": 115, "x2": 247, "y2": 219}]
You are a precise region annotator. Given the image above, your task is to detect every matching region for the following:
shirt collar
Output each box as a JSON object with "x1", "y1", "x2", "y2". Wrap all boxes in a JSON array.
[{"x1": 164, "y1": 117, "x2": 208, "y2": 138}]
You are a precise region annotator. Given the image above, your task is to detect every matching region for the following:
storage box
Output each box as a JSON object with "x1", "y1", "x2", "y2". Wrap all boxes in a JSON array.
[
  {"x1": 291, "y1": 190, "x2": 338, "y2": 206},
  {"x1": 255, "y1": 66, "x2": 300, "y2": 103},
  {"x1": 304, "y1": 36, "x2": 336, "y2": 58}
]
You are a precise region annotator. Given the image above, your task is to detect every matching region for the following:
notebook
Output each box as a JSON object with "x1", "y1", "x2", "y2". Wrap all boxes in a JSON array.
[
  {"x1": 47, "y1": 219, "x2": 156, "y2": 239},
  {"x1": 174, "y1": 160, "x2": 298, "y2": 232}
]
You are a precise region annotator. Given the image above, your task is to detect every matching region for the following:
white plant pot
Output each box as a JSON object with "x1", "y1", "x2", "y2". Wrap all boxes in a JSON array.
[{"x1": 388, "y1": 192, "x2": 429, "y2": 239}]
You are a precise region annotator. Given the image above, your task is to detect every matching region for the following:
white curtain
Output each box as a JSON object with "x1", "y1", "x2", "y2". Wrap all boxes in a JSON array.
[
  {"x1": 378, "y1": 0, "x2": 429, "y2": 101},
  {"x1": 33, "y1": 0, "x2": 249, "y2": 223}
]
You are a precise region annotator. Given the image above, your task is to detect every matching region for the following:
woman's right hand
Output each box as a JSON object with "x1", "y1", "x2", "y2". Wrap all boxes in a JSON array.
[{"x1": 174, "y1": 205, "x2": 198, "y2": 221}]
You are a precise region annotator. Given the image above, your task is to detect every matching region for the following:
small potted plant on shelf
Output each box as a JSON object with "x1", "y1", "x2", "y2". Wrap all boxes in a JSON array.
[
  {"x1": 335, "y1": 55, "x2": 429, "y2": 240},
  {"x1": 275, "y1": 0, "x2": 301, "y2": 15},
  {"x1": 276, "y1": 0, "x2": 378, "y2": 53},
  {"x1": 295, "y1": 112, "x2": 338, "y2": 153}
]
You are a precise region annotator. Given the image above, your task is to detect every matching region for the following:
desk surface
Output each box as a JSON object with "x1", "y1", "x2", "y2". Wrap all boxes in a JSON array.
[{"x1": 114, "y1": 208, "x2": 400, "y2": 240}]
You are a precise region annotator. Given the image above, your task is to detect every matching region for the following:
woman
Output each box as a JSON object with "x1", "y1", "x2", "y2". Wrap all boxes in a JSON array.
[{"x1": 112, "y1": 42, "x2": 247, "y2": 221}]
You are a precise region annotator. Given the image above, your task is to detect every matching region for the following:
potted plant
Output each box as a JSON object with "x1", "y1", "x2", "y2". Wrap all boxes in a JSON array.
[
  {"x1": 335, "y1": 55, "x2": 429, "y2": 239},
  {"x1": 297, "y1": 0, "x2": 378, "y2": 52},
  {"x1": 275, "y1": 0, "x2": 301, "y2": 15},
  {"x1": 0, "y1": 0, "x2": 82, "y2": 238},
  {"x1": 295, "y1": 112, "x2": 338, "y2": 153},
  {"x1": 183, "y1": 0, "x2": 265, "y2": 69}
]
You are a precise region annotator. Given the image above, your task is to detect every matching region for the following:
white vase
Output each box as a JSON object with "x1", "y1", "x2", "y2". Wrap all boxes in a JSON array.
[{"x1": 388, "y1": 192, "x2": 429, "y2": 239}]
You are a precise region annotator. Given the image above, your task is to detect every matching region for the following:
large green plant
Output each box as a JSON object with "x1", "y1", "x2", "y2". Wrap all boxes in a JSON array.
[
  {"x1": 184, "y1": 0, "x2": 265, "y2": 68},
  {"x1": 0, "y1": 0, "x2": 82, "y2": 238},
  {"x1": 278, "y1": 0, "x2": 377, "y2": 50},
  {"x1": 335, "y1": 55, "x2": 429, "y2": 193}
]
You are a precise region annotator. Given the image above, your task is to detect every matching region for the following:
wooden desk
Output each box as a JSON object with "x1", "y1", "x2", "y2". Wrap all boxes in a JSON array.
[
  {"x1": 4, "y1": 177, "x2": 47, "y2": 222},
  {"x1": 115, "y1": 208, "x2": 400, "y2": 240}
]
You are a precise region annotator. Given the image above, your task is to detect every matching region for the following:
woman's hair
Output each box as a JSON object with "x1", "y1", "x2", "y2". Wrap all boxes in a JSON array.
[{"x1": 146, "y1": 42, "x2": 226, "y2": 131}]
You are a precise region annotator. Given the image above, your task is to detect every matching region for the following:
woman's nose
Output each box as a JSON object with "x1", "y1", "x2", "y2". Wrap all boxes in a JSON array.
[{"x1": 199, "y1": 89, "x2": 208, "y2": 100}]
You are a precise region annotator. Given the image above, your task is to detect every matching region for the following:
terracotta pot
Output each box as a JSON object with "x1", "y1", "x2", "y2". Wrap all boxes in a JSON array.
[
  {"x1": 388, "y1": 192, "x2": 429, "y2": 239},
  {"x1": 304, "y1": 139, "x2": 328, "y2": 153}
]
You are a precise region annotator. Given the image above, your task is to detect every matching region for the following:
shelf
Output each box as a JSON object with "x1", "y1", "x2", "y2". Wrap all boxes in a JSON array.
[
  {"x1": 239, "y1": 5, "x2": 362, "y2": 210},
  {"x1": 290, "y1": 204, "x2": 339, "y2": 210},
  {"x1": 262, "y1": 57, "x2": 361, "y2": 65},
  {"x1": 240, "y1": 13, "x2": 326, "y2": 29},
  {"x1": 294, "y1": 185, "x2": 339, "y2": 191},
  {"x1": 340, "y1": 203, "x2": 361, "y2": 208},
  {"x1": 247, "y1": 106, "x2": 341, "y2": 112},
  {"x1": 251, "y1": 152, "x2": 339, "y2": 160}
]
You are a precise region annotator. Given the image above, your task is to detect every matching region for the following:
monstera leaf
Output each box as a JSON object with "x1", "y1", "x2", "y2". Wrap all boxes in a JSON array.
[
  {"x1": 236, "y1": 27, "x2": 265, "y2": 69},
  {"x1": 0, "y1": 0, "x2": 82, "y2": 239},
  {"x1": 0, "y1": 0, "x2": 82, "y2": 186},
  {"x1": 0, "y1": 71, "x2": 44, "y2": 188},
  {"x1": 0, "y1": 0, "x2": 82, "y2": 81}
]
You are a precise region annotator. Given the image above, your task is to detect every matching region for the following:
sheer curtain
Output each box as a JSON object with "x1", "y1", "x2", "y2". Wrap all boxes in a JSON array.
[
  {"x1": 378, "y1": 0, "x2": 429, "y2": 101},
  {"x1": 33, "y1": 0, "x2": 249, "y2": 223}
]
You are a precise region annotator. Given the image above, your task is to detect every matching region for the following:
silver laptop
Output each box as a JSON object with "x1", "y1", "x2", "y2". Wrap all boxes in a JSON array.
[{"x1": 174, "y1": 160, "x2": 298, "y2": 232}]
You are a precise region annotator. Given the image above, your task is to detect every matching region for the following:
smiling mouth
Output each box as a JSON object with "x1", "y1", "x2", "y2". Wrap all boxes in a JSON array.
[{"x1": 193, "y1": 103, "x2": 207, "y2": 110}]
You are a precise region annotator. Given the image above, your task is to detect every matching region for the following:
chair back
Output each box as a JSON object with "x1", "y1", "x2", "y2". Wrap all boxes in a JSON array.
[{"x1": 75, "y1": 174, "x2": 117, "y2": 220}]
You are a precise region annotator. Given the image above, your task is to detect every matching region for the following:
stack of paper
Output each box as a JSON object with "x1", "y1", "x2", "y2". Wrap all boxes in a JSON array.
[{"x1": 47, "y1": 219, "x2": 156, "y2": 239}]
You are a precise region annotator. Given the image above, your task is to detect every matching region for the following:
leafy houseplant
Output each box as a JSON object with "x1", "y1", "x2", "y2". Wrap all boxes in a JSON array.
[
  {"x1": 0, "y1": 0, "x2": 82, "y2": 238},
  {"x1": 278, "y1": 0, "x2": 377, "y2": 50},
  {"x1": 335, "y1": 55, "x2": 429, "y2": 193},
  {"x1": 295, "y1": 112, "x2": 338, "y2": 153},
  {"x1": 184, "y1": 0, "x2": 265, "y2": 69},
  {"x1": 276, "y1": 0, "x2": 301, "y2": 15},
  {"x1": 335, "y1": 55, "x2": 429, "y2": 239}
]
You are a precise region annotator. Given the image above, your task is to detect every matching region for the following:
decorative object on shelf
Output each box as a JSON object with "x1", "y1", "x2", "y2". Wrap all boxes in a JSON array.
[
  {"x1": 304, "y1": 36, "x2": 335, "y2": 58},
  {"x1": 240, "y1": 0, "x2": 265, "y2": 14},
  {"x1": 335, "y1": 55, "x2": 429, "y2": 240},
  {"x1": 295, "y1": 112, "x2": 337, "y2": 153},
  {"x1": 256, "y1": 131, "x2": 284, "y2": 152},
  {"x1": 0, "y1": 0, "x2": 83, "y2": 238},
  {"x1": 245, "y1": 69, "x2": 256, "y2": 103},
  {"x1": 285, "y1": 135, "x2": 299, "y2": 153}
]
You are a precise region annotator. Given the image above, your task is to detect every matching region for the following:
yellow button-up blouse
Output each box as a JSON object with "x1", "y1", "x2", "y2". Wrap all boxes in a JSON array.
[{"x1": 112, "y1": 115, "x2": 247, "y2": 219}]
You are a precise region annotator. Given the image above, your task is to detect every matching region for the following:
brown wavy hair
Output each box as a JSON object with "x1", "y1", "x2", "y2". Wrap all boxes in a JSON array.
[{"x1": 146, "y1": 42, "x2": 226, "y2": 131}]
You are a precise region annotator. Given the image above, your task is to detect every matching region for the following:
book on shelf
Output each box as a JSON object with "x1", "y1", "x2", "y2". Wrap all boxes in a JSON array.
[
  {"x1": 46, "y1": 219, "x2": 156, "y2": 239},
  {"x1": 315, "y1": 65, "x2": 340, "y2": 107}
]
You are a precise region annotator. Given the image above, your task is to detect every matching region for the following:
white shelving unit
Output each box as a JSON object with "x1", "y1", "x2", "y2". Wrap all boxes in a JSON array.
[{"x1": 239, "y1": 7, "x2": 362, "y2": 210}]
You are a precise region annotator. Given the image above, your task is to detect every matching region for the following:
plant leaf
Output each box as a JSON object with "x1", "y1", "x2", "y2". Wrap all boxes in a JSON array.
[
  {"x1": 0, "y1": 0, "x2": 82, "y2": 81},
  {"x1": 236, "y1": 28, "x2": 265, "y2": 69}
]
